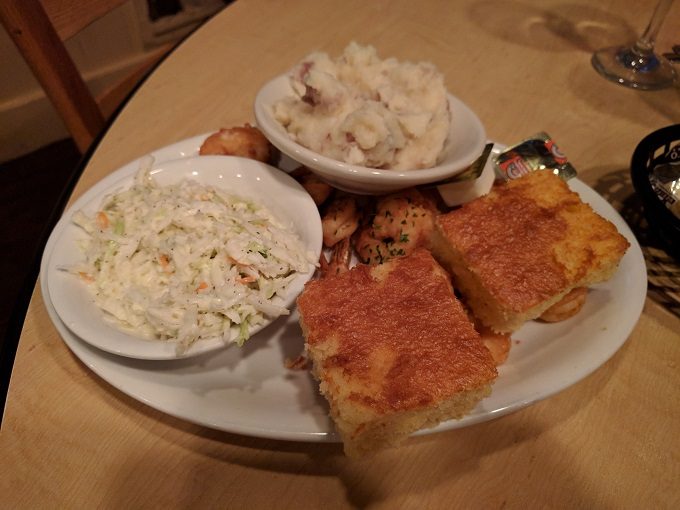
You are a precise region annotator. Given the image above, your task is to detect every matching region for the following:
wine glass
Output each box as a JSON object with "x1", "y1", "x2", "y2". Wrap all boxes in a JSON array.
[{"x1": 592, "y1": 0, "x2": 677, "y2": 90}]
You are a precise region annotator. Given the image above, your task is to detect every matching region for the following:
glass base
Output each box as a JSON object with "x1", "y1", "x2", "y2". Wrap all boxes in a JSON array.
[{"x1": 592, "y1": 45, "x2": 677, "y2": 90}]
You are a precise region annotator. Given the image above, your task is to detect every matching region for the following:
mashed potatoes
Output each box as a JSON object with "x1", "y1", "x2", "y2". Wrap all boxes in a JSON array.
[{"x1": 273, "y1": 42, "x2": 451, "y2": 170}]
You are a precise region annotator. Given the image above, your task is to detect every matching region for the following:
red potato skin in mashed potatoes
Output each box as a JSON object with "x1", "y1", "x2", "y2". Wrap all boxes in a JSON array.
[{"x1": 273, "y1": 42, "x2": 451, "y2": 171}]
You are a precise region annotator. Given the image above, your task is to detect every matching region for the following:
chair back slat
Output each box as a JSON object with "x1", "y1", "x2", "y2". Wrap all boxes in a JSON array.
[
  {"x1": 0, "y1": 0, "x2": 172, "y2": 154},
  {"x1": 40, "y1": 0, "x2": 128, "y2": 40},
  {"x1": 0, "y1": 0, "x2": 105, "y2": 152}
]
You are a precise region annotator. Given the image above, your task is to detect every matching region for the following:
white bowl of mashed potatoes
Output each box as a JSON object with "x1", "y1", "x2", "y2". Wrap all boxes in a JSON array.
[{"x1": 255, "y1": 43, "x2": 486, "y2": 194}]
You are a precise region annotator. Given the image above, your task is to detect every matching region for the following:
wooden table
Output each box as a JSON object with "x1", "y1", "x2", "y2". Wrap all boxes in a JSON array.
[{"x1": 3, "y1": 1, "x2": 679, "y2": 508}]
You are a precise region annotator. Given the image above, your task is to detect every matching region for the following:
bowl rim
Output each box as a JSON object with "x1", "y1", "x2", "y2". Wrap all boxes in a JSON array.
[{"x1": 254, "y1": 73, "x2": 486, "y2": 186}]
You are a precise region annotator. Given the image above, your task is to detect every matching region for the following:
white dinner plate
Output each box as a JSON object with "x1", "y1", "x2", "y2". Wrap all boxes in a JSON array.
[
  {"x1": 46, "y1": 155, "x2": 322, "y2": 360},
  {"x1": 39, "y1": 135, "x2": 647, "y2": 442}
]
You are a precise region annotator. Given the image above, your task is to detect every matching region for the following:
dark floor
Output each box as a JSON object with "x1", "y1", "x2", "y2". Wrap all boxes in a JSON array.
[{"x1": 0, "y1": 138, "x2": 81, "y2": 409}]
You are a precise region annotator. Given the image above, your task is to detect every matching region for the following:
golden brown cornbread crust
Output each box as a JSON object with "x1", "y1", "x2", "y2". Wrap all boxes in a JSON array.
[
  {"x1": 431, "y1": 171, "x2": 630, "y2": 333},
  {"x1": 297, "y1": 249, "x2": 497, "y2": 457}
]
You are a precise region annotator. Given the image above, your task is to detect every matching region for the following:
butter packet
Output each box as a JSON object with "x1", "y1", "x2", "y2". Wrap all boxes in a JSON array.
[
  {"x1": 429, "y1": 134, "x2": 576, "y2": 208},
  {"x1": 494, "y1": 132, "x2": 577, "y2": 182}
]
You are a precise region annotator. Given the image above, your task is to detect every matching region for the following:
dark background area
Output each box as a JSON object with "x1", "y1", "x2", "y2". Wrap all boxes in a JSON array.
[{"x1": 0, "y1": 138, "x2": 81, "y2": 414}]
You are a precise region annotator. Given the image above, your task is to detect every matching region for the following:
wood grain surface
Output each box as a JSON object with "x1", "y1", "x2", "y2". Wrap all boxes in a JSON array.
[{"x1": 2, "y1": 1, "x2": 679, "y2": 508}]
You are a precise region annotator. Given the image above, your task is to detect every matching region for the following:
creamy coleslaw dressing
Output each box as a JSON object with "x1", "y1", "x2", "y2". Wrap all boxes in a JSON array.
[{"x1": 64, "y1": 162, "x2": 316, "y2": 352}]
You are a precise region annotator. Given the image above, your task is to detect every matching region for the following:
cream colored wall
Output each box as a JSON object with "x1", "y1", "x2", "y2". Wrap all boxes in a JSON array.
[{"x1": 0, "y1": 0, "x2": 224, "y2": 162}]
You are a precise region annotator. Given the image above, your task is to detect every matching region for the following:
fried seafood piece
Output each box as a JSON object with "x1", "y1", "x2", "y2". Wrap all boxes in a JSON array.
[
  {"x1": 297, "y1": 249, "x2": 497, "y2": 457},
  {"x1": 431, "y1": 171, "x2": 630, "y2": 333},
  {"x1": 539, "y1": 286, "x2": 587, "y2": 322},
  {"x1": 464, "y1": 308, "x2": 511, "y2": 366},
  {"x1": 321, "y1": 195, "x2": 360, "y2": 248},
  {"x1": 478, "y1": 326, "x2": 511, "y2": 366},
  {"x1": 355, "y1": 188, "x2": 436, "y2": 265},
  {"x1": 290, "y1": 166, "x2": 333, "y2": 206},
  {"x1": 199, "y1": 124, "x2": 278, "y2": 164},
  {"x1": 318, "y1": 237, "x2": 351, "y2": 277},
  {"x1": 284, "y1": 355, "x2": 310, "y2": 371}
]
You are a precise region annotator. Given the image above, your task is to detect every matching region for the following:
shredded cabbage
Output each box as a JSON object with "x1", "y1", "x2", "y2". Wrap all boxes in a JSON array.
[{"x1": 64, "y1": 160, "x2": 316, "y2": 352}]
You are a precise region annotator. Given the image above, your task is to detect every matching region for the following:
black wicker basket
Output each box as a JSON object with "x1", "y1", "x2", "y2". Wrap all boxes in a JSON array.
[{"x1": 630, "y1": 124, "x2": 680, "y2": 260}]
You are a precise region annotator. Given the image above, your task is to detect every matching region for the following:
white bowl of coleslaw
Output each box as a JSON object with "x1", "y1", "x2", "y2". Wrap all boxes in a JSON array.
[{"x1": 46, "y1": 155, "x2": 322, "y2": 360}]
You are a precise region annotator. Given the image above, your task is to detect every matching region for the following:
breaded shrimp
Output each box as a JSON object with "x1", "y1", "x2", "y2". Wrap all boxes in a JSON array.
[
  {"x1": 321, "y1": 195, "x2": 360, "y2": 248},
  {"x1": 290, "y1": 166, "x2": 333, "y2": 206},
  {"x1": 477, "y1": 325, "x2": 511, "y2": 366},
  {"x1": 355, "y1": 188, "x2": 435, "y2": 264},
  {"x1": 539, "y1": 287, "x2": 588, "y2": 322},
  {"x1": 318, "y1": 237, "x2": 351, "y2": 277}
]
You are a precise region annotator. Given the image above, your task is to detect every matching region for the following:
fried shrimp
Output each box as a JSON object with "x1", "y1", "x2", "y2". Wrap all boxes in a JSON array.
[
  {"x1": 355, "y1": 189, "x2": 436, "y2": 264},
  {"x1": 290, "y1": 166, "x2": 333, "y2": 206},
  {"x1": 199, "y1": 124, "x2": 278, "y2": 164},
  {"x1": 319, "y1": 237, "x2": 351, "y2": 277},
  {"x1": 539, "y1": 287, "x2": 588, "y2": 322},
  {"x1": 322, "y1": 195, "x2": 360, "y2": 248},
  {"x1": 478, "y1": 326, "x2": 511, "y2": 366}
]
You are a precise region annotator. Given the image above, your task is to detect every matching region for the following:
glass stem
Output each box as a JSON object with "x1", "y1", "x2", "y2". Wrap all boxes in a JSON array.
[{"x1": 635, "y1": 0, "x2": 674, "y2": 53}]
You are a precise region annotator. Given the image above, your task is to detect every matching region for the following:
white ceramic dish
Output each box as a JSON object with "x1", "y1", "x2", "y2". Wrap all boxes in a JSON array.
[
  {"x1": 39, "y1": 135, "x2": 648, "y2": 441},
  {"x1": 254, "y1": 74, "x2": 486, "y2": 195},
  {"x1": 46, "y1": 155, "x2": 322, "y2": 360}
]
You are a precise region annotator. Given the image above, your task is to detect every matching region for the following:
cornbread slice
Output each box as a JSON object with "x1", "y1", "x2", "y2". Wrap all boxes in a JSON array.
[
  {"x1": 431, "y1": 171, "x2": 630, "y2": 333},
  {"x1": 297, "y1": 249, "x2": 497, "y2": 457}
]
